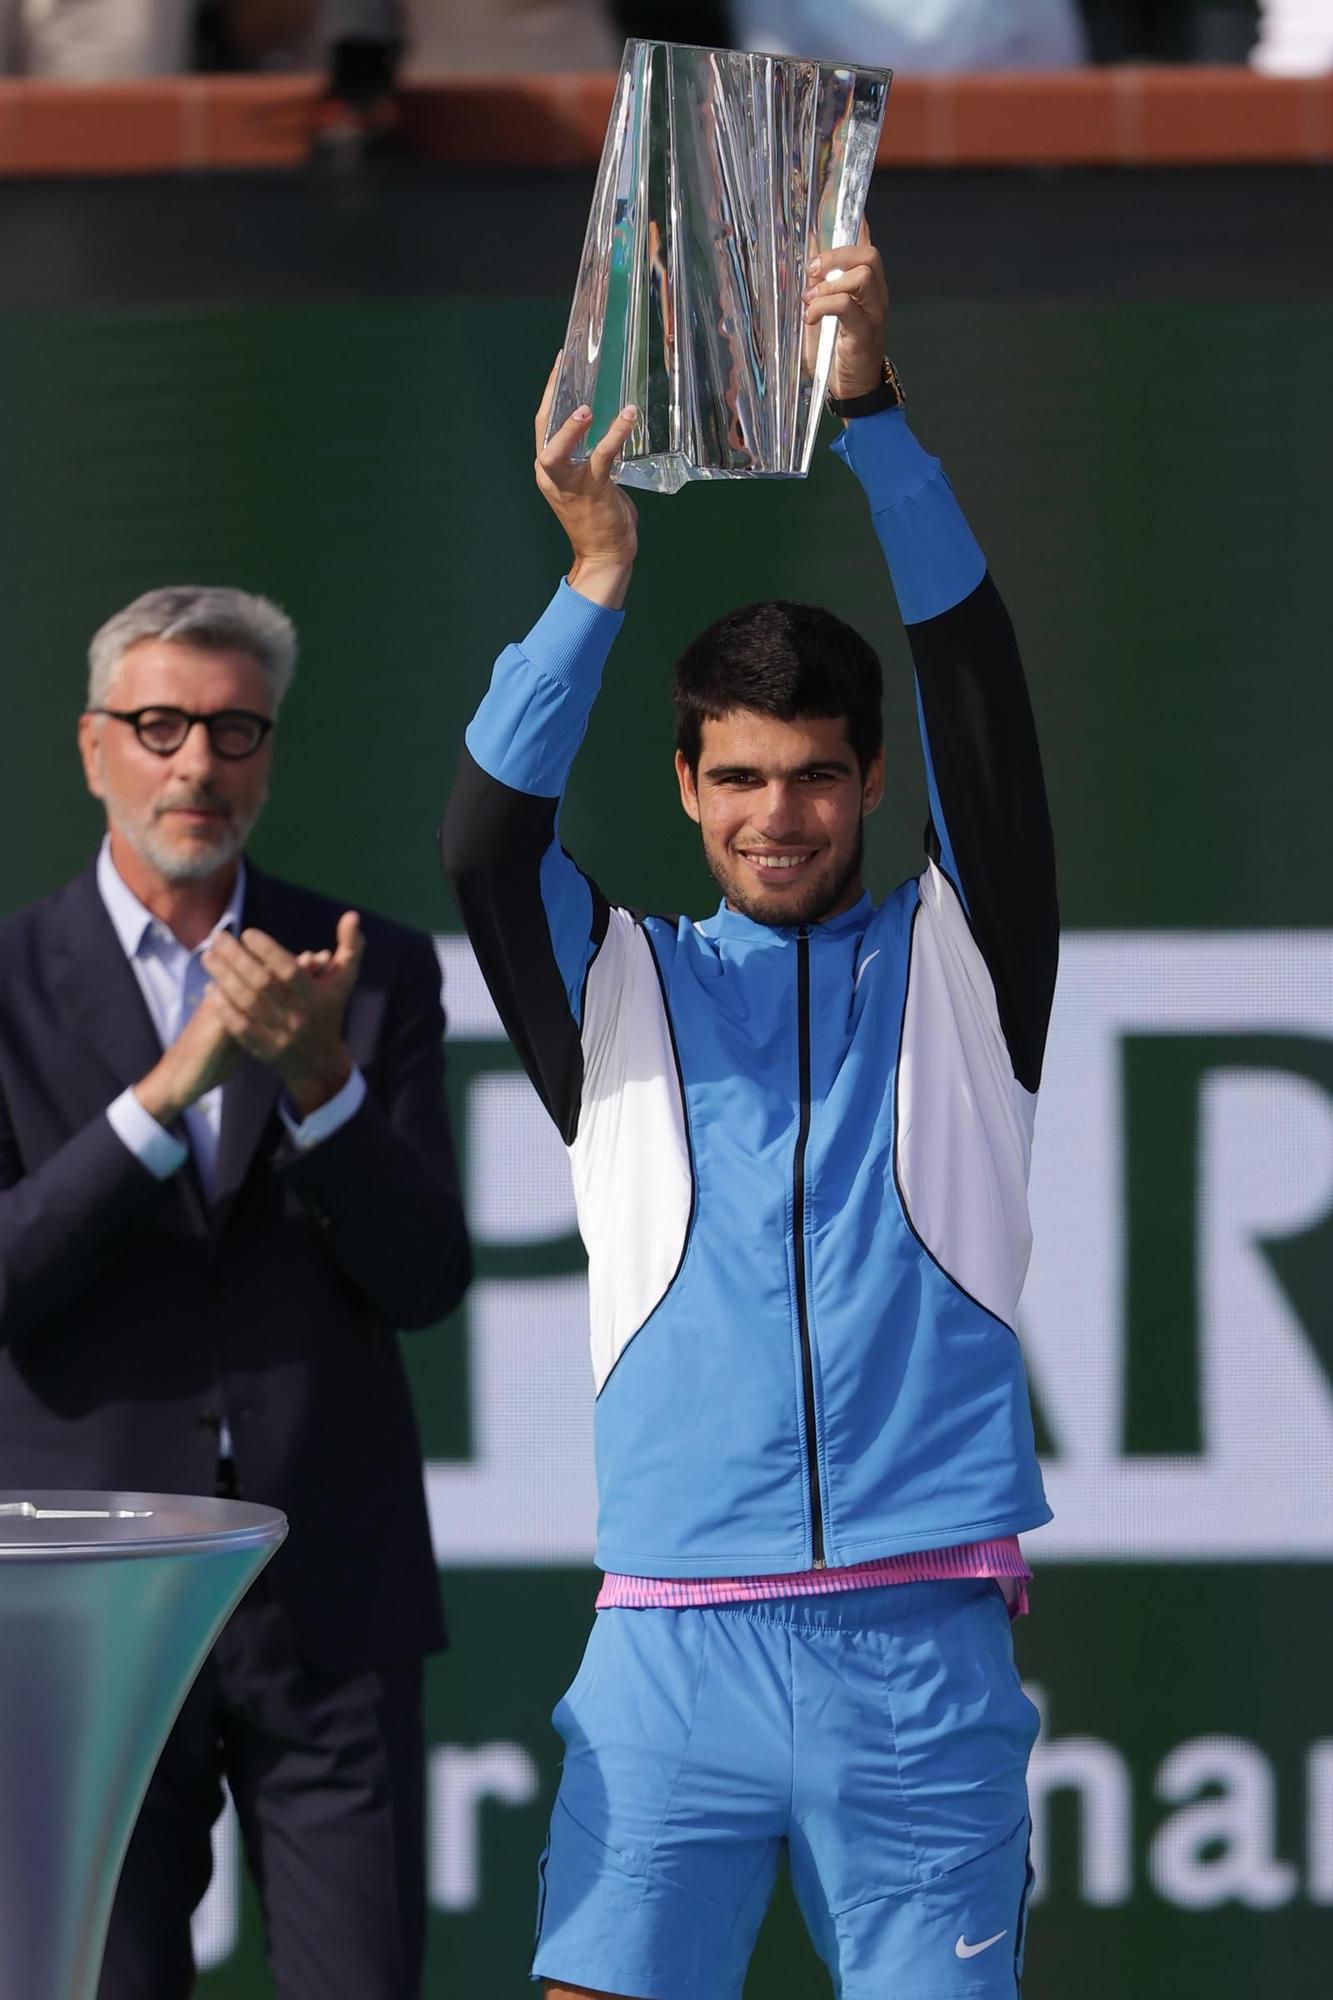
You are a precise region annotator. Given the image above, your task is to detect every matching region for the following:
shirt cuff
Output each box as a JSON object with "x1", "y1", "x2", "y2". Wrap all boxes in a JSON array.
[
  {"x1": 830, "y1": 406, "x2": 941, "y2": 510},
  {"x1": 463, "y1": 578, "x2": 626, "y2": 799},
  {"x1": 279, "y1": 1066, "x2": 367, "y2": 1151},
  {"x1": 832, "y1": 407, "x2": 986, "y2": 627},
  {"x1": 106, "y1": 1088, "x2": 189, "y2": 1181},
  {"x1": 523, "y1": 577, "x2": 626, "y2": 690}
]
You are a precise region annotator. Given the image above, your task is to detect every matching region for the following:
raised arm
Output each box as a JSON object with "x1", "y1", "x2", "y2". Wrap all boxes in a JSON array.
[
  {"x1": 806, "y1": 239, "x2": 1058, "y2": 1091},
  {"x1": 440, "y1": 374, "x2": 640, "y2": 1142},
  {"x1": 837, "y1": 410, "x2": 1057, "y2": 1091}
]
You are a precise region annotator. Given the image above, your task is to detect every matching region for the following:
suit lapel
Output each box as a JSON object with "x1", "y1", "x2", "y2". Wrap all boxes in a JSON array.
[
  {"x1": 48, "y1": 864, "x2": 211, "y2": 1231},
  {"x1": 50, "y1": 866, "x2": 166, "y2": 1091}
]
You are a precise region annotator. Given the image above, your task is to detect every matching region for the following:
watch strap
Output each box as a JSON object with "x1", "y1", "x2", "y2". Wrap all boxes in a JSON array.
[{"x1": 826, "y1": 356, "x2": 905, "y2": 420}]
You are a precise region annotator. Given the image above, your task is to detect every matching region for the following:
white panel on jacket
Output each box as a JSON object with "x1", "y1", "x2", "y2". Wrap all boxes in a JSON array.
[
  {"x1": 897, "y1": 861, "x2": 1036, "y2": 1327},
  {"x1": 569, "y1": 907, "x2": 693, "y2": 1394}
]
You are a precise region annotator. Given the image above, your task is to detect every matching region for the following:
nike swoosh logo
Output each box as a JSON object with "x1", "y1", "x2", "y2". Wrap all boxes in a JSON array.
[{"x1": 955, "y1": 1931, "x2": 1007, "y2": 1960}]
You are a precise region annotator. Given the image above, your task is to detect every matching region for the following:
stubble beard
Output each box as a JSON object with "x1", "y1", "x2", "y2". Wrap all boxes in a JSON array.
[{"x1": 704, "y1": 822, "x2": 865, "y2": 929}]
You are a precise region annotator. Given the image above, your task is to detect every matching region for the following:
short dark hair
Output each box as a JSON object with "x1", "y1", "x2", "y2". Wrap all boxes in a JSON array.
[{"x1": 673, "y1": 601, "x2": 883, "y2": 775}]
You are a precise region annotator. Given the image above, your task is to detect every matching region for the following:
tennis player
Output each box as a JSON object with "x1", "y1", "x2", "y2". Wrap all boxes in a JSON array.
[{"x1": 443, "y1": 233, "x2": 1057, "y2": 2000}]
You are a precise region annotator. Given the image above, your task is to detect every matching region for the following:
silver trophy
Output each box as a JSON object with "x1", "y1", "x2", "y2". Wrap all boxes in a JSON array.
[{"x1": 547, "y1": 40, "x2": 890, "y2": 496}]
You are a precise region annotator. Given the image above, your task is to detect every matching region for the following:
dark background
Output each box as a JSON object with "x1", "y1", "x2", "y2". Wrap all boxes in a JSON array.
[{"x1": 1, "y1": 160, "x2": 1330, "y2": 1995}]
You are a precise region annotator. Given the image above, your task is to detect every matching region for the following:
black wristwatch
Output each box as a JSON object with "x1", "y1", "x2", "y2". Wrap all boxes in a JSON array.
[{"x1": 825, "y1": 356, "x2": 905, "y2": 422}]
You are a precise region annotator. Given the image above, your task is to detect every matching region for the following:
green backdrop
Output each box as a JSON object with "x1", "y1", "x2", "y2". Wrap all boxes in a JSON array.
[{"x1": 1, "y1": 166, "x2": 1330, "y2": 1999}]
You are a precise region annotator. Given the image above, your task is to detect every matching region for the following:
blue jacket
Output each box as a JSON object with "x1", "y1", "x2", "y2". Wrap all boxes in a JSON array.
[{"x1": 443, "y1": 410, "x2": 1057, "y2": 1576}]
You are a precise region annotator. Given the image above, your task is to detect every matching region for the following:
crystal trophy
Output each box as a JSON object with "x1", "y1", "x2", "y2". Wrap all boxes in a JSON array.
[{"x1": 547, "y1": 39, "x2": 890, "y2": 495}]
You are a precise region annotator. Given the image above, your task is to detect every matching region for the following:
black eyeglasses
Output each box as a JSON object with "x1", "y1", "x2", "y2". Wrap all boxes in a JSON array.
[{"x1": 88, "y1": 706, "x2": 274, "y2": 761}]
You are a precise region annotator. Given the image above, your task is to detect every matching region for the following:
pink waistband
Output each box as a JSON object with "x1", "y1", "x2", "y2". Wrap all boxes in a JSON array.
[{"x1": 595, "y1": 1537, "x2": 1031, "y2": 1616}]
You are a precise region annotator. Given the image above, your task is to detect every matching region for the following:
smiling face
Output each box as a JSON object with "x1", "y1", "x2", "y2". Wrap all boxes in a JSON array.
[
  {"x1": 675, "y1": 709, "x2": 885, "y2": 928},
  {"x1": 78, "y1": 638, "x2": 274, "y2": 889}
]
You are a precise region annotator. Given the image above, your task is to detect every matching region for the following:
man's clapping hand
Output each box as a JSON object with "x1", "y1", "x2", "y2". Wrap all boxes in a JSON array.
[
  {"x1": 202, "y1": 914, "x2": 363, "y2": 1117},
  {"x1": 132, "y1": 988, "x2": 242, "y2": 1129}
]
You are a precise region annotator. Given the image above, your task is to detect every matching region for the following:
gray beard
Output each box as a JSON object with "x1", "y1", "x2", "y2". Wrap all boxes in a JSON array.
[{"x1": 110, "y1": 803, "x2": 255, "y2": 884}]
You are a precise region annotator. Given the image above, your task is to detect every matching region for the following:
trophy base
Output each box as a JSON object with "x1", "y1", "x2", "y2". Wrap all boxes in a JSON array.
[
  {"x1": 0, "y1": 1493, "x2": 285, "y2": 2000},
  {"x1": 614, "y1": 455, "x2": 797, "y2": 497}
]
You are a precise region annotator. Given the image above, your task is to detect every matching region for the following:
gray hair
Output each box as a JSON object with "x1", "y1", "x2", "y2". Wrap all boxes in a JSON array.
[{"x1": 87, "y1": 586, "x2": 297, "y2": 712}]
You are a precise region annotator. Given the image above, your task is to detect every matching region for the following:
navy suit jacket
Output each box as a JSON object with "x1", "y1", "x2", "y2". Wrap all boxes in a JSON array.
[{"x1": 0, "y1": 858, "x2": 470, "y2": 1675}]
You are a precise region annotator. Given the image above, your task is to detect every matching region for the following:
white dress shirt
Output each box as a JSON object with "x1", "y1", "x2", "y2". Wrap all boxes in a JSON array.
[{"x1": 99, "y1": 839, "x2": 365, "y2": 1199}]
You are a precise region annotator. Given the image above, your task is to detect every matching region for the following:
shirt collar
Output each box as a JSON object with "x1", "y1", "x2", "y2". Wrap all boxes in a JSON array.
[
  {"x1": 96, "y1": 836, "x2": 246, "y2": 960},
  {"x1": 701, "y1": 888, "x2": 874, "y2": 944}
]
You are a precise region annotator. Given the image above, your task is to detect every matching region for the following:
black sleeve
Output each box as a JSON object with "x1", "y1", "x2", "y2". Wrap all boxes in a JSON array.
[
  {"x1": 440, "y1": 746, "x2": 609, "y2": 1147},
  {"x1": 909, "y1": 572, "x2": 1059, "y2": 1092}
]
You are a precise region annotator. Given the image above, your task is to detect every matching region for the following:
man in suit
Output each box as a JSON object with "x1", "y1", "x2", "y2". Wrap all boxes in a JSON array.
[{"x1": 0, "y1": 584, "x2": 470, "y2": 1999}]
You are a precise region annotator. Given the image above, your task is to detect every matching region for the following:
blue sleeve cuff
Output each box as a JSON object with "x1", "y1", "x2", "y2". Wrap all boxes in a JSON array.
[
  {"x1": 832, "y1": 408, "x2": 987, "y2": 627},
  {"x1": 830, "y1": 406, "x2": 941, "y2": 510},
  {"x1": 279, "y1": 1066, "x2": 367, "y2": 1151},
  {"x1": 106, "y1": 1087, "x2": 189, "y2": 1180},
  {"x1": 465, "y1": 579, "x2": 626, "y2": 798},
  {"x1": 524, "y1": 577, "x2": 626, "y2": 688}
]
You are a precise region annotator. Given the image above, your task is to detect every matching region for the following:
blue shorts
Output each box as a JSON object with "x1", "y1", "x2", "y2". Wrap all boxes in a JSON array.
[{"x1": 532, "y1": 1579, "x2": 1038, "y2": 2000}]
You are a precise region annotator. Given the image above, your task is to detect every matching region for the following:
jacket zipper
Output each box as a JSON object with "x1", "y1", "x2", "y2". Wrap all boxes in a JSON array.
[{"x1": 793, "y1": 928, "x2": 825, "y2": 1567}]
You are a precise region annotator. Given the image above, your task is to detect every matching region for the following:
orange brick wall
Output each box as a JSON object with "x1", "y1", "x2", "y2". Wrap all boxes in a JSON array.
[{"x1": 0, "y1": 68, "x2": 1330, "y2": 177}]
